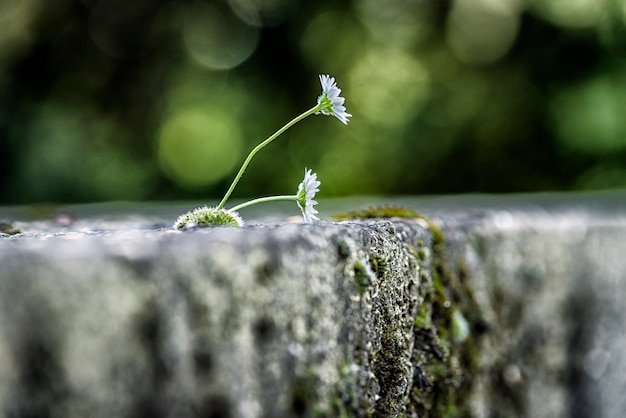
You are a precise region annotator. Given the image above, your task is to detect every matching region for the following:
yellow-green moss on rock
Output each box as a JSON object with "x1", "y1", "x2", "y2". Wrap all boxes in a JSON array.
[{"x1": 333, "y1": 208, "x2": 481, "y2": 417}]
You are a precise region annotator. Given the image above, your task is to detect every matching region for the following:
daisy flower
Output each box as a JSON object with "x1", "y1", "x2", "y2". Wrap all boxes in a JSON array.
[
  {"x1": 174, "y1": 74, "x2": 349, "y2": 228},
  {"x1": 296, "y1": 168, "x2": 321, "y2": 223},
  {"x1": 316, "y1": 74, "x2": 352, "y2": 124}
]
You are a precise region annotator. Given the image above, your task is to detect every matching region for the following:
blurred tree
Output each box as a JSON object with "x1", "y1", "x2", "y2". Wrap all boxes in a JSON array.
[{"x1": 1, "y1": 0, "x2": 625, "y2": 205}]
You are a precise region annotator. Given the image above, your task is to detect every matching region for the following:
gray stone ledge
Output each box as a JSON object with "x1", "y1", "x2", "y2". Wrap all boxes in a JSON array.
[{"x1": 1, "y1": 191, "x2": 626, "y2": 417}]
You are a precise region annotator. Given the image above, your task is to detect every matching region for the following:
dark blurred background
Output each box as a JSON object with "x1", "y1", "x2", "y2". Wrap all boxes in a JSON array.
[{"x1": 1, "y1": 0, "x2": 626, "y2": 205}]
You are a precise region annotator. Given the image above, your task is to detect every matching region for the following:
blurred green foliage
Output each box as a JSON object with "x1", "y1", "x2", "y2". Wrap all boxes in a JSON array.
[{"x1": 2, "y1": 0, "x2": 626, "y2": 204}]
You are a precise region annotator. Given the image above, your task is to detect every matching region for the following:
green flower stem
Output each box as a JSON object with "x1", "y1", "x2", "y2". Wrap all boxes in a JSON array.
[
  {"x1": 216, "y1": 104, "x2": 321, "y2": 210},
  {"x1": 229, "y1": 194, "x2": 297, "y2": 212}
]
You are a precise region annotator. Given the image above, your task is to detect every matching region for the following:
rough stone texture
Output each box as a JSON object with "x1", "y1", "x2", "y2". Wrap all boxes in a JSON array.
[
  {"x1": 0, "y1": 213, "x2": 456, "y2": 418},
  {"x1": 1, "y1": 192, "x2": 625, "y2": 417},
  {"x1": 446, "y1": 210, "x2": 626, "y2": 418}
]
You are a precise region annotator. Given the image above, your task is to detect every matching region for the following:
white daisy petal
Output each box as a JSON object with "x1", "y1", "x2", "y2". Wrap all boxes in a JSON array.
[
  {"x1": 296, "y1": 168, "x2": 321, "y2": 223},
  {"x1": 316, "y1": 74, "x2": 352, "y2": 124}
]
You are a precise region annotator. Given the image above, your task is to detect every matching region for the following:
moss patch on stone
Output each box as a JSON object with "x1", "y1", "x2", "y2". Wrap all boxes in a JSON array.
[{"x1": 334, "y1": 206, "x2": 482, "y2": 417}]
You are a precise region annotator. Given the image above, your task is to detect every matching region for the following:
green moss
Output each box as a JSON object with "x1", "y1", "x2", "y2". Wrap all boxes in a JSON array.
[
  {"x1": 174, "y1": 206, "x2": 243, "y2": 229},
  {"x1": 373, "y1": 326, "x2": 410, "y2": 416},
  {"x1": 369, "y1": 253, "x2": 389, "y2": 279},
  {"x1": 332, "y1": 206, "x2": 425, "y2": 221},
  {"x1": 451, "y1": 310, "x2": 470, "y2": 343},
  {"x1": 332, "y1": 205, "x2": 445, "y2": 250},
  {"x1": 408, "y1": 214, "x2": 480, "y2": 417},
  {"x1": 329, "y1": 395, "x2": 352, "y2": 418},
  {"x1": 336, "y1": 239, "x2": 352, "y2": 259},
  {"x1": 353, "y1": 259, "x2": 375, "y2": 294},
  {"x1": 334, "y1": 205, "x2": 482, "y2": 416},
  {"x1": 290, "y1": 373, "x2": 319, "y2": 415},
  {"x1": 417, "y1": 248, "x2": 428, "y2": 262},
  {"x1": 330, "y1": 360, "x2": 373, "y2": 418},
  {"x1": 414, "y1": 303, "x2": 431, "y2": 330}
]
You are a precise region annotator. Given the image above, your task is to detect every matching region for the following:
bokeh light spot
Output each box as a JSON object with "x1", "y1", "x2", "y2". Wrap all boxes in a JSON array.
[
  {"x1": 446, "y1": 0, "x2": 521, "y2": 66},
  {"x1": 349, "y1": 48, "x2": 431, "y2": 126},
  {"x1": 157, "y1": 107, "x2": 243, "y2": 189},
  {"x1": 354, "y1": 0, "x2": 435, "y2": 48},
  {"x1": 551, "y1": 72, "x2": 626, "y2": 155},
  {"x1": 299, "y1": 11, "x2": 366, "y2": 70},
  {"x1": 0, "y1": 0, "x2": 39, "y2": 64},
  {"x1": 228, "y1": 0, "x2": 296, "y2": 27},
  {"x1": 183, "y1": 2, "x2": 258, "y2": 70},
  {"x1": 18, "y1": 101, "x2": 154, "y2": 202},
  {"x1": 529, "y1": 0, "x2": 605, "y2": 28},
  {"x1": 577, "y1": 165, "x2": 626, "y2": 190}
]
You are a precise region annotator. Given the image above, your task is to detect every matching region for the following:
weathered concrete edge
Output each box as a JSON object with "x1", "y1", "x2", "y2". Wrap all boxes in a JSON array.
[
  {"x1": 4, "y1": 193, "x2": 626, "y2": 417},
  {"x1": 0, "y1": 218, "x2": 475, "y2": 417},
  {"x1": 437, "y1": 208, "x2": 626, "y2": 418}
]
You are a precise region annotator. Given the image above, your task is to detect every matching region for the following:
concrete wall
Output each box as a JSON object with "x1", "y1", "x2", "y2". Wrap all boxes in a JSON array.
[{"x1": 1, "y1": 193, "x2": 625, "y2": 417}]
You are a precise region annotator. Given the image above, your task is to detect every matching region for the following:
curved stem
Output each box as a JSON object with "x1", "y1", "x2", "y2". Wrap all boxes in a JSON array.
[
  {"x1": 216, "y1": 104, "x2": 321, "y2": 210},
  {"x1": 229, "y1": 194, "x2": 297, "y2": 212}
]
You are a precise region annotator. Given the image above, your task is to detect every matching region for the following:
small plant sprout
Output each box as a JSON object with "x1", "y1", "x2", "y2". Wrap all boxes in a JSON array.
[
  {"x1": 174, "y1": 75, "x2": 349, "y2": 229},
  {"x1": 174, "y1": 206, "x2": 244, "y2": 229}
]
